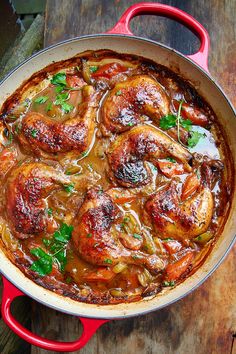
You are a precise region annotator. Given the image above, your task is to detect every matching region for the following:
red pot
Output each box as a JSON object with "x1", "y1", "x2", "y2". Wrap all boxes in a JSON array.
[{"x1": 1, "y1": 3, "x2": 235, "y2": 352}]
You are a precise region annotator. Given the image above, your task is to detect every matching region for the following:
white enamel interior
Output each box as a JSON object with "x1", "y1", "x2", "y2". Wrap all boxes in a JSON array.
[{"x1": 0, "y1": 35, "x2": 235, "y2": 319}]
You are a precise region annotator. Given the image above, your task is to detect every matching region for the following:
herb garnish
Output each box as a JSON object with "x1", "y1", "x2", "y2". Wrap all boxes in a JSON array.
[
  {"x1": 163, "y1": 280, "x2": 175, "y2": 287},
  {"x1": 104, "y1": 258, "x2": 113, "y2": 264},
  {"x1": 34, "y1": 96, "x2": 48, "y2": 104},
  {"x1": 54, "y1": 92, "x2": 74, "y2": 113},
  {"x1": 89, "y1": 66, "x2": 98, "y2": 73},
  {"x1": 160, "y1": 114, "x2": 177, "y2": 130},
  {"x1": 116, "y1": 90, "x2": 122, "y2": 96},
  {"x1": 30, "y1": 248, "x2": 52, "y2": 276},
  {"x1": 160, "y1": 101, "x2": 206, "y2": 148},
  {"x1": 133, "y1": 233, "x2": 142, "y2": 240},
  {"x1": 187, "y1": 131, "x2": 206, "y2": 148},
  {"x1": 45, "y1": 208, "x2": 53, "y2": 216},
  {"x1": 46, "y1": 101, "x2": 53, "y2": 112},
  {"x1": 31, "y1": 129, "x2": 38, "y2": 138},
  {"x1": 166, "y1": 157, "x2": 176, "y2": 163},
  {"x1": 30, "y1": 223, "x2": 74, "y2": 276},
  {"x1": 63, "y1": 183, "x2": 75, "y2": 193}
]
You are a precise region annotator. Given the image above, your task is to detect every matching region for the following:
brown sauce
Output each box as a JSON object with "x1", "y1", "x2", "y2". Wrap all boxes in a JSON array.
[{"x1": 0, "y1": 50, "x2": 232, "y2": 304}]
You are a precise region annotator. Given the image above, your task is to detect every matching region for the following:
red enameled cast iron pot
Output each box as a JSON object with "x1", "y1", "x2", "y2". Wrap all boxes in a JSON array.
[{"x1": 0, "y1": 3, "x2": 235, "y2": 352}]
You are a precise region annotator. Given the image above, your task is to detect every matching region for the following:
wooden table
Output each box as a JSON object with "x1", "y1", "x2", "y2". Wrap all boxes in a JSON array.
[{"x1": 1, "y1": 1, "x2": 235, "y2": 353}]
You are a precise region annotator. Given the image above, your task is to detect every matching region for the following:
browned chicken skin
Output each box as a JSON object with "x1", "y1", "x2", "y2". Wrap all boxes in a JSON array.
[
  {"x1": 0, "y1": 121, "x2": 17, "y2": 179},
  {"x1": 102, "y1": 75, "x2": 170, "y2": 134},
  {"x1": 143, "y1": 163, "x2": 214, "y2": 241},
  {"x1": 72, "y1": 188, "x2": 164, "y2": 273},
  {"x1": 107, "y1": 125, "x2": 192, "y2": 187},
  {"x1": 6, "y1": 162, "x2": 71, "y2": 239},
  {"x1": 18, "y1": 85, "x2": 100, "y2": 158}
]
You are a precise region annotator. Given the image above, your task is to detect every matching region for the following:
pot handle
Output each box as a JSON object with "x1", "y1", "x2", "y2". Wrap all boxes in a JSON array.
[
  {"x1": 106, "y1": 2, "x2": 210, "y2": 72},
  {"x1": 1, "y1": 276, "x2": 109, "y2": 352}
]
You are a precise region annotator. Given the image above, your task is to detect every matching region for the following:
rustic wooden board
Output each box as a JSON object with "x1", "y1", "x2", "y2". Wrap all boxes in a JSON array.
[{"x1": 1, "y1": 0, "x2": 235, "y2": 353}]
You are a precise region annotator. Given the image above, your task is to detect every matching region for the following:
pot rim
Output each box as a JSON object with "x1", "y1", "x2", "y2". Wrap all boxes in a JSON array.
[
  {"x1": 0, "y1": 33, "x2": 235, "y2": 117},
  {"x1": 0, "y1": 33, "x2": 235, "y2": 319}
]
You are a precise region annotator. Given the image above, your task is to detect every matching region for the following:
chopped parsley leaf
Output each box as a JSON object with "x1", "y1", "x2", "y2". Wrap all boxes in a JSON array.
[
  {"x1": 116, "y1": 90, "x2": 122, "y2": 96},
  {"x1": 51, "y1": 72, "x2": 67, "y2": 87},
  {"x1": 45, "y1": 208, "x2": 53, "y2": 216},
  {"x1": 166, "y1": 157, "x2": 176, "y2": 163},
  {"x1": 160, "y1": 114, "x2": 177, "y2": 130},
  {"x1": 63, "y1": 183, "x2": 75, "y2": 193},
  {"x1": 31, "y1": 129, "x2": 38, "y2": 138},
  {"x1": 133, "y1": 233, "x2": 142, "y2": 240},
  {"x1": 34, "y1": 96, "x2": 48, "y2": 104},
  {"x1": 188, "y1": 131, "x2": 206, "y2": 148},
  {"x1": 81, "y1": 150, "x2": 88, "y2": 157},
  {"x1": 87, "y1": 233, "x2": 92, "y2": 238},
  {"x1": 46, "y1": 101, "x2": 53, "y2": 112},
  {"x1": 163, "y1": 280, "x2": 175, "y2": 287},
  {"x1": 89, "y1": 66, "x2": 98, "y2": 73},
  {"x1": 104, "y1": 258, "x2": 113, "y2": 264},
  {"x1": 30, "y1": 248, "x2": 53, "y2": 276},
  {"x1": 61, "y1": 102, "x2": 74, "y2": 113}
]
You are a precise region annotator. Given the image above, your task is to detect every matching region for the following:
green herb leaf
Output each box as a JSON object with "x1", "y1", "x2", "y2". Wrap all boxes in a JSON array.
[
  {"x1": 61, "y1": 102, "x2": 74, "y2": 113},
  {"x1": 30, "y1": 248, "x2": 53, "y2": 276},
  {"x1": 160, "y1": 114, "x2": 177, "y2": 130},
  {"x1": 53, "y1": 223, "x2": 74, "y2": 243},
  {"x1": 104, "y1": 258, "x2": 113, "y2": 264},
  {"x1": 45, "y1": 207, "x2": 53, "y2": 216},
  {"x1": 51, "y1": 72, "x2": 67, "y2": 86},
  {"x1": 116, "y1": 90, "x2": 122, "y2": 96},
  {"x1": 89, "y1": 66, "x2": 98, "y2": 73},
  {"x1": 162, "y1": 238, "x2": 173, "y2": 242},
  {"x1": 63, "y1": 183, "x2": 75, "y2": 193},
  {"x1": 133, "y1": 233, "x2": 142, "y2": 240},
  {"x1": 163, "y1": 280, "x2": 175, "y2": 287},
  {"x1": 31, "y1": 129, "x2": 38, "y2": 138},
  {"x1": 188, "y1": 131, "x2": 206, "y2": 148},
  {"x1": 127, "y1": 122, "x2": 134, "y2": 127},
  {"x1": 87, "y1": 233, "x2": 92, "y2": 238},
  {"x1": 46, "y1": 101, "x2": 53, "y2": 112},
  {"x1": 180, "y1": 118, "x2": 192, "y2": 131},
  {"x1": 54, "y1": 92, "x2": 70, "y2": 105},
  {"x1": 166, "y1": 157, "x2": 176, "y2": 163},
  {"x1": 55, "y1": 85, "x2": 64, "y2": 93},
  {"x1": 81, "y1": 150, "x2": 88, "y2": 157},
  {"x1": 34, "y1": 96, "x2": 48, "y2": 104}
]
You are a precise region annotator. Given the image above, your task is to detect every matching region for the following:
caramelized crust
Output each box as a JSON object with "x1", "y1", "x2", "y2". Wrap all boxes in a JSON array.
[
  {"x1": 108, "y1": 125, "x2": 192, "y2": 187},
  {"x1": 102, "y1": 75, "x2": 170, "y2": 134},
  {"x1": 17, "y1": 86, "x2": 100, "y2": 158},
  {"x1": 0, "y1": 49, "x2": 232, "y2": 305},
  {"x1": 72, "y1": 188, "x2": 164, "y2": 273},
  {"x1": 6, "y1": 163, "x2": 70, "y2": 239}
]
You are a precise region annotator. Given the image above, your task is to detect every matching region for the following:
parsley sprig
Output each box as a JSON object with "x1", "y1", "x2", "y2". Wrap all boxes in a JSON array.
[
  {"x1": 30, "y1": 223, "x2": 74, "y2": 276},
  {"x1": 50, "y1": 72, "x2": 82, "y2": 91},
  {"x1": 160, "y1": 101, "x2": 206, "y2": 148}
]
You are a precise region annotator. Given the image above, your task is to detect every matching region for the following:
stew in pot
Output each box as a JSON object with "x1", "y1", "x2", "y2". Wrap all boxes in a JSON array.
[{"x1": 0, "y1": 50, "x2": 233, "y2": 304}]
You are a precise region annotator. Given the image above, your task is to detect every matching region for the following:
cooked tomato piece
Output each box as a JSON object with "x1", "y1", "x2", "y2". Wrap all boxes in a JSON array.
[
  {"x1": 182, "y1": 173, "x2": 200, "y2": 200},
  {"x1": 173, "y1": 100, "x2": 209, "y2": 127},
  {"x1": 165, "y1": 252, "x2": 194, "y2": 281},
  {"x1": 91, "y1": 63, "x2": 127, "y2": 79},
  {"x1": 157, "y1": 160, "x2": 185, "y2": 178},
  {"x1": 162, "y1": 240, "x2": 182, "y2": 254}
]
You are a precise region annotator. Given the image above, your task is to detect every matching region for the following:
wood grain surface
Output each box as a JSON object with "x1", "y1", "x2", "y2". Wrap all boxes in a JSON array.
[{"x1": 1, "y1": 1, "x2": 235, "y2": 353}]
